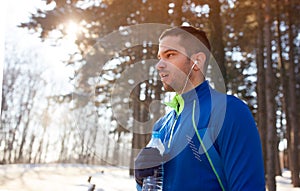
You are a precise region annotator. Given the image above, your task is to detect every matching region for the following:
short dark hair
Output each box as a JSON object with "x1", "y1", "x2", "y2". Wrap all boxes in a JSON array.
[{"x1": 159, "y1": 26, "x2": 211, "y2": 73}]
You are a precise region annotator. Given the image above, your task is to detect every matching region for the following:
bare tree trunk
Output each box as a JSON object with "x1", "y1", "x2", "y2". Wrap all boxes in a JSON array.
[
  {"x1": 264, "y1": 0, "x2": 277, "y2": 190},
  {"x1": 286, "y1": 0, "x2": 300, "y2": 186},
  {"x1": 256, "y1": 2, "x2": 267, "y2": 173},
  {"x1": 208, "y1": 0, "x2": 227, "y2": 91},
  {"x1": 34, "y1": 106, "x2": 50, "y2": 163},
  {"x1": 113, "y1": 139, "x2": 120, "y2": 165},
  {"x1": 17, "y1": 80, "x2": 37, "y2": 163},
  {"x1": 34, "y1": 122, "x2": 48, "y2": 163},
  {"x1": 34, "y1": 132, "x2": 45, "y2": 164},
  {"x1": 7, "y1": 126, "x2": 18, "y2": 163},
  {"x1": 1, "y1": 66, "x2": 21, "y2": 164},
  {"x1": 130, "y1": 84, "x2": 141, "y2": 175},
  {"x1": 90, "y1": 116, "x2": 98, "y2": 164},
  {"x1": 275, "y1": 139, "x2": 282, "y2": 176},
  {"x1": 130, "y1": 84, "x2": 152, "y2": 175},
  {"x1": 43, "y1": 140, "x2": 50, "y2": 163},
  {"x1": 17, "y1": 115, "x2": 30, "y2": 163},
  {"x1": 105, "y1": 134, "x2": 111, "y2": 165},
  {"x1": 275, "y1": 0, "x2": 289, "y2": 175},
  {"x1": 28, "y1": 134, "x2": 35, "y2": 163},
  {"x1": 59, "y1": 132, "x2": 66, "y2": 163},
  {"x1": 7, "y1": 102, "x2": 24, "y2": 163}
]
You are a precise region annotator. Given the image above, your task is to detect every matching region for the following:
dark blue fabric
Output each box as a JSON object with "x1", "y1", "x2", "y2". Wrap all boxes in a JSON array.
[
  {"x1": 134, "y1": 147, "x2": 162, "y2": 186},
  {"x1": 149, "y1": 81, "x2": 266, "y2": 191}
]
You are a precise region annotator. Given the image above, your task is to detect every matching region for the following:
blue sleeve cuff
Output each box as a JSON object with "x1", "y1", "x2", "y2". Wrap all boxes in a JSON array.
[{"x1": 136, "y1": 183, "x2": 142, "y2": 191}]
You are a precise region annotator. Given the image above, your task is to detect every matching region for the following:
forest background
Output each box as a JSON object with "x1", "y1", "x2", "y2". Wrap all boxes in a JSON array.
[{"x1": 1, "y1": 0, "x2": 300, "y2": 191}]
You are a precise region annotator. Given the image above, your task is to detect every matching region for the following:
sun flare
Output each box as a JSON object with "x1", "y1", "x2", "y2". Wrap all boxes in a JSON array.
[{"x1": 65, "y1": 20, "x2": 79, "y2": 42}]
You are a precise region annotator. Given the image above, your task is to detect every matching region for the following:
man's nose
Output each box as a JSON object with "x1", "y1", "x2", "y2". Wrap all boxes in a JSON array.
[{"x1": 156, "y1": 59, "x2": 166, "y2": 70}]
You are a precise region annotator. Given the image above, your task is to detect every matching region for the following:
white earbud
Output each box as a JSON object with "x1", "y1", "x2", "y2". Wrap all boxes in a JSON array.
[
  {"x1": 181, "y1": 60, "x2": 198, "y2": 94},
  {"x1": 192, "y1": 60, "x2": 198, "y2": 68},
  {"x1": 192, "y1": 63, "x2": 196, "y2": 69}
]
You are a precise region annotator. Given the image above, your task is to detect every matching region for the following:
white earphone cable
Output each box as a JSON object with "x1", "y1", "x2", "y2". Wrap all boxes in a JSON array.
[{"x1": 180, "y1": 62, "x2": 196, "y2": 95}]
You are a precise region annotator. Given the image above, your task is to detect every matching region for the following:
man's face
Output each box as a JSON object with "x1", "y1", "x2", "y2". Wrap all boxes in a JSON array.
[{"x1": 156, "y1": 35, "x2": 193, "y2": 93}]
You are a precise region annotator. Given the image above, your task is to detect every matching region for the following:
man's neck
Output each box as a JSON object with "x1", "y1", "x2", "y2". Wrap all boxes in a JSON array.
[{"x1": 178, "y1": 78, "x2": 205, "y2": 95}]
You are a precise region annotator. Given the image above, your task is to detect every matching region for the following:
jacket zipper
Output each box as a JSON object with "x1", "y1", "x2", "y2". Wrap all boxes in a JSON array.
[{"x1": 167, "y1": 115, "x2": 179, "y2": 148}]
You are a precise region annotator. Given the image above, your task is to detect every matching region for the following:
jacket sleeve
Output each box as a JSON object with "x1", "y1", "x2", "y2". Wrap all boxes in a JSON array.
[
  {"x1": 216, "y1": 96, "x2": 266, "y2": 191},
  {"x1": 136, "y1": 183, "x2": 142, "y2": 191}
]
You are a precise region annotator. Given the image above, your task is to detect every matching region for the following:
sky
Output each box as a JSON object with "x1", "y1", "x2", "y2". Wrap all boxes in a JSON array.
[
  {"x1": 1, "y1": 0, "x2": 84, "y2": 163},
  {"x1": 0, "y1": 3, "x2": 6, "y2": 112},
  {"x1": 1, "y1": 0, "x2": 75, "y2": 100}
]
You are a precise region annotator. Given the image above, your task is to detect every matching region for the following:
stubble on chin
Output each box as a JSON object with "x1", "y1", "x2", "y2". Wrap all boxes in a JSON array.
[{"x1": 162, "y1": 84, "x2": 173, "y2": 92}]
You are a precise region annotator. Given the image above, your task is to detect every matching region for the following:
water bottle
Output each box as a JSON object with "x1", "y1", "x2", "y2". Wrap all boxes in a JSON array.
[{"x1": 142, "y1": 131, "x2": 165, "y2": 191}]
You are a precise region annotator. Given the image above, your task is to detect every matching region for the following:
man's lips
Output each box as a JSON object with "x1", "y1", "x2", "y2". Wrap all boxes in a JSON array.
[{"x1": 159, "y1": 73, "x2": 169, "y2": 81}]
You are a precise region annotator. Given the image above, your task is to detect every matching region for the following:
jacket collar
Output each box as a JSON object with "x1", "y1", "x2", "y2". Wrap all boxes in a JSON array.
[{"x1": 165, "y1": 80, "x2": 210, "y2": 115}]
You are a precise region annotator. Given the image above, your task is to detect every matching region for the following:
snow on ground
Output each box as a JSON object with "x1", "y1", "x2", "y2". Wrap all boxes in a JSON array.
[
  {"x1": 0, "y1": 164, "x2": 135, "y2": 191},
  {"x1": 274, "y1": 170, "x2": 300, "y2": 191},
  {"x1": 0, "y1": 164, "x2": 299, "y2": 191}
]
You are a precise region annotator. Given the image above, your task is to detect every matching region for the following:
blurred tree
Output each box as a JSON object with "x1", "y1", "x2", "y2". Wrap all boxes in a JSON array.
[
  {"x1": 263, "y1": 0, "x2": 277, "y2": 189},
  {"x1": 285, "y1": 0, "x2": 300, "y2": 186},
  {"x1": 17, "y1": 0, "x2": 300, "y2": 187},
  {"x1": 255, "y1": 0, "x2": 267, "y2": 173},
  {"x1": 1, "y1": 41, "x2": 46, "y2": 164}
]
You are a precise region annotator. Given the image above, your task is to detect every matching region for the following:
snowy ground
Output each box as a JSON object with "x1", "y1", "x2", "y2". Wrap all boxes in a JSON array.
[
  {"x1": 274, "y1": 170, "x2": 300, "y2": 191},
  {"x1": 0, "y1": 164, "x2": 299, "y2": 191},
  {"x1": 0, "y1": 164, "x2": 135, "y2": 191}
]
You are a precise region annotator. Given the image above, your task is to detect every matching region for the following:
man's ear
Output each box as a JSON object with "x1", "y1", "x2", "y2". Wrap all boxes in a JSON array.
[
  {"x1": 195, "y1": 52, "x2": 206, "y2": 65},
  {"x1": 192, "y1": 52, "x2": 206, "y2": 71}
]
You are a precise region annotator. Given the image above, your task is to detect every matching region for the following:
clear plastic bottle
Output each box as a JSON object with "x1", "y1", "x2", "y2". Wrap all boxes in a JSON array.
[{"x1": 142, "y1": 131, "x2": 165, "y2": 191}]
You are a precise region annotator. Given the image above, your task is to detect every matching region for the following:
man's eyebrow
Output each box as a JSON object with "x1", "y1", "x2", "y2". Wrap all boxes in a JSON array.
[{"x1": 157, "y1": 49, "x2": 178, "y2": 59}]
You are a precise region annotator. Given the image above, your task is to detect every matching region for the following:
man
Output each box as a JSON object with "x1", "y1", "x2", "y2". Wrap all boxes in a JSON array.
[{"x1": 134, "y1": 26, "x2": 265, "y2": 191}]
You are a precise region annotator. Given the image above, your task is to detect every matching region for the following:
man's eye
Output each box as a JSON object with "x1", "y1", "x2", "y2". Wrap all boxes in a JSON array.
[{"x1": 167, "y1": 53, "x2": 174, "y2": 58}]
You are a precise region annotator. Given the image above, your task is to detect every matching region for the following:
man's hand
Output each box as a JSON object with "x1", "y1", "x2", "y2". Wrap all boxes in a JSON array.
[{"x1": 134, "y1": 147, "x2": 163, "y2": 186}]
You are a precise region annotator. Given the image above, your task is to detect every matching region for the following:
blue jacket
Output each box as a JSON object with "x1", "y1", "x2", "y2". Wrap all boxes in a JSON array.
[{"x1": 138, "y1": 81, "x2": 265, "y2": 191}]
